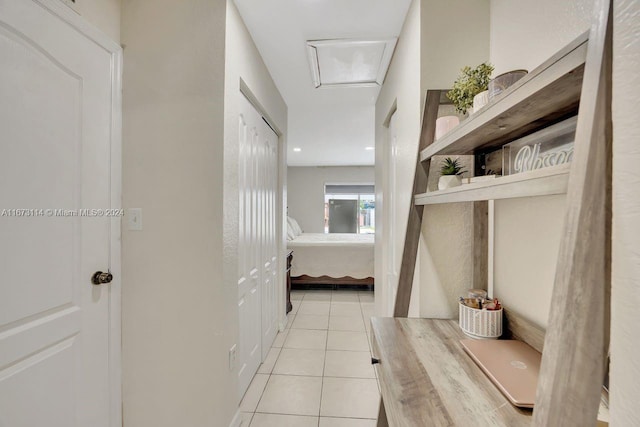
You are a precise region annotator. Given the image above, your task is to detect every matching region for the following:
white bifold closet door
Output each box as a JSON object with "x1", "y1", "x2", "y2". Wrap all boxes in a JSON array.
[{"x1": 237, "y1": 94, "x2": 279, "y2": 398}]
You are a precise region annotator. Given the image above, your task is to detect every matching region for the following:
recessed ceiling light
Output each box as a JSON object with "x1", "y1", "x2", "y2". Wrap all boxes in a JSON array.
[
  {"x1": 306, "y1": 38, "x2": 397, "y2": 88},
  {"x1": 293, "y1": 147, "x2": 302, "y2": 152},
  {"x1": 365, "y1": 146, "x2": 375, "y2": 151}
]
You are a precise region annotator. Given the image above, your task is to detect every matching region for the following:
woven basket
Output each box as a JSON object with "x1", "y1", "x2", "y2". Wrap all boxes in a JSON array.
[{"x1": 458, "y1": 302, "x2": 503, "y2": 339}]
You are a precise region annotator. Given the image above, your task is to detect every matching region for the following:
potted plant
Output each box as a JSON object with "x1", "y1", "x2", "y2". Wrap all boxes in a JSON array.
[
  {"x1": 438, "y1": 157, "x2": 467, "y2": 190},
  {"x1": 447, "y1": 62, "x2": 494, "y2": 115}
]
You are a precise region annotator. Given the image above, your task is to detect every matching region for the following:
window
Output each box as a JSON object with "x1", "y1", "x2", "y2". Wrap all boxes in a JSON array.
[{"x1": 324, "y1": 184, "x2": 375, "y2": 234}]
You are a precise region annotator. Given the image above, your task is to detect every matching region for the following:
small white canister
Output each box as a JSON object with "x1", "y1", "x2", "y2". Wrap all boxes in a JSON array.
[
  {"x1": 459, "y1": 303, "x2": 503, "y2": 339},
  {"x1": 435, "y1": 116, "x2": 460, "y2": 140}
]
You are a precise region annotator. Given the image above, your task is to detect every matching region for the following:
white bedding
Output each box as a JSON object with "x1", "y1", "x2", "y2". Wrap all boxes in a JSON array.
[{"x1": 287, "y1": 233, "x2": 374, "y2": 279}]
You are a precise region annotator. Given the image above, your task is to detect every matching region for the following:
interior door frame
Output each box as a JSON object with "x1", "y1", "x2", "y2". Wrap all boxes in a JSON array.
[
  {"x1": 381, "y1": 104, "x2": 398, "y2": 316},
  {"x1": 239, "y1": 80, "x2": 286, "y2": 336},
  {"x1": 32, "y1": 1, "x2": 123, "y2": 425}
]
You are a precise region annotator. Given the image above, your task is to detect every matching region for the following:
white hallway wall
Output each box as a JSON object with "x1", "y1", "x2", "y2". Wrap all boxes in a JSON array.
[
  {"x1": 121, "y1": 1, "x2": 232, "y2": 426},
  {"x1": 122, "y1": 1, "x2": 288, "y2": 426},
  {"x1": 417, "y1": 0, "x2": 490, "y2": 318},
  {"x1": 611, "y1": 0, "x2": 640, "y2": 424},
  {"x1": 375, "y1": 0, "x2": 421, "y2": 317},
  {"x1": 74, "y1": 0, "x2": 121, "y2": 43},
  {"x1": 490, "y1": 0, "x2": 593, "y2": 327},
  {"x1": 53, "y1": 0, "x2": 121, "y2": 44},
  {"x1": 288, "y1": 166, "x2": 374, "y2": 234},
  {"x1": 375, "y1": 0, "x2": 490, "y2": 318}
]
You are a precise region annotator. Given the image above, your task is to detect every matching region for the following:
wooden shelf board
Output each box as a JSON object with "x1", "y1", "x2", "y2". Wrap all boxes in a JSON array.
[
  {"x1": 371, "y1": 318, "x2": 532, "y2": 426},
  {"x1": 420, "y1": 32, "x2": 588, "y2": 162},
  {"x1": 414, "y1": 164, "x2": 570, "y2": 205}
]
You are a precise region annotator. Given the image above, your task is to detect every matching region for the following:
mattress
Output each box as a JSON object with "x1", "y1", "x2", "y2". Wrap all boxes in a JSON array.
[{"x1": 287, "y1": 233, "x2": 374, "y2": 279}]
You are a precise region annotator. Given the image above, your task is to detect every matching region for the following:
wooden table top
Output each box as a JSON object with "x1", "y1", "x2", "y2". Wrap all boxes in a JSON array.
[{"x1": 371, "y1": 317, "x2": 533, "y2": 427}]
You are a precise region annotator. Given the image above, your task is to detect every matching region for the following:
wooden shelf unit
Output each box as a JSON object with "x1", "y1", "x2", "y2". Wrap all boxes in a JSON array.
[
  {"x1": 415, "y1": 39, "x2": 590, "y2": 206},
  {"x1": 420, "y1": 32, "x2": 587, "y2": 162},
  {"x1": 415, "y1": 164, "x2": 570, "y2": 205},
  {"x1": 385, "y1": 0, "x2": 613, "y2": 425}
]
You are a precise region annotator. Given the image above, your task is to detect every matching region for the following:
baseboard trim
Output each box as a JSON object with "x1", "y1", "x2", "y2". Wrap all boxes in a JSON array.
[
  {"x1": 278, "y1": 314, "x2": 287, "y2": 332},
  {"x1": 229, "y1": 409, "x2": 241, "y2": 427},
  {"x1": 291, "y1": 274, "x2": 374, "y2": 286}
]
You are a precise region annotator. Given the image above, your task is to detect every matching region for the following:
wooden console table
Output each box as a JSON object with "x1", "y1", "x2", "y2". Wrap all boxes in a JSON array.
[{"x1": 371, "y1": 317, "x2": 532, "y2": 426}]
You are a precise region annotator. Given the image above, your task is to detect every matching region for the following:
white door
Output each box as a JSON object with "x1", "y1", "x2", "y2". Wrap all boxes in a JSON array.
[
  {"x1": 386, "y1": 111, "x2": 399, "y2": 315},
  {"x1": 237, "y1": 94, "x2": 279, "y2": 398},
  {"x1": 260, "y1": 120, "x2": 278, "y2": 359},
  {"x1": 238, "y1": 95, "x2": 262, "y2": 398},
  {"x1": 0, "y1": 1, "x2": 121, "y2": 427}
]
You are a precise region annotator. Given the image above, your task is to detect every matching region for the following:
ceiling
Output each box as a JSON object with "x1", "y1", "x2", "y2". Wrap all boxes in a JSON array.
[{"x1": 234, "y1": 0, "x2": 412, "y2": 166}]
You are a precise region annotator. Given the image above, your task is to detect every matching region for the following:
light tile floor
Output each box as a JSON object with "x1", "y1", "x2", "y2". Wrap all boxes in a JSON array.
[{"x1": 240, "y1": 289, "x2": 379, "y2": 427}]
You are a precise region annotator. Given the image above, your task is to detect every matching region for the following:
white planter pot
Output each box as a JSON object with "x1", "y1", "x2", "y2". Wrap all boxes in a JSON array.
[
  {"x1": 472, "y1": 90, "x2": 489, "y2": 114},
  {"x1": 438, "y1": 175, "x2": 462, "y2": 190}
]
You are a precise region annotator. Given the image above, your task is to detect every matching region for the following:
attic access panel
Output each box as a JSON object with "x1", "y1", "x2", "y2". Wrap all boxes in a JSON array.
[{"x1": 306, "y1": 38, "x2": 397, "y2": 88}]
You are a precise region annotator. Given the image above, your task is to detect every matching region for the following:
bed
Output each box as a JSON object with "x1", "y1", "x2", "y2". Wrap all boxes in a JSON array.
[{"x1": 286, "y1": 217, "x2": 374, "y2": 288}]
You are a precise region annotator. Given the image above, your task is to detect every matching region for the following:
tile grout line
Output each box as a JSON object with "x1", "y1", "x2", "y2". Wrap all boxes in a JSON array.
[
  {"x1": 269, "y1": 372, "x2": 326, "y2": 378},
  {"x1": 251, "y1": 410, "x2": 376, "y2": 421},
  {"x1": 316, "y1": 292, "x2": 333, "y2": 427},
  {"x1": 359, "y1": 294, "x2": 375, "y2": 355},
  {"x1": 360, "y1": 293, "x2": 382, "y2": 395},
  {"x1": 253, "y1": 411, "x2": 318, "y2": 417},
  {"x1": 249, "y1": 291, "x2": 306, "y2": 425},
  {"x1": 317, "y1": 289, "x2": 333, "y2": 421},
  {"x1": 250, "y1": 290, "x2": 378, "y2": 424}
]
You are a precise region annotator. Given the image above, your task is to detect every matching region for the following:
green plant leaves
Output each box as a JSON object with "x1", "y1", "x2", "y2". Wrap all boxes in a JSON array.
[
  {"x1": 440, "y1": 157, "x2": 467, "y2": 176},
  {"x1": 447, "y1": 62, "x2": 494, "y2": 114}
]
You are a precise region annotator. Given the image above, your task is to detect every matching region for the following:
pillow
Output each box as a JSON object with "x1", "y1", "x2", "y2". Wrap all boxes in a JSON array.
[
  {"x1": 286, "y1": 222, "x2": 296, "y2": 241},
  {"x1": 287, "y1": 216, "x2": 303, "y2": 236}
]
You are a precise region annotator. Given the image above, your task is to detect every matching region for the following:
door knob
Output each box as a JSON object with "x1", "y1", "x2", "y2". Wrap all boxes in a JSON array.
[{"x1": 91, "y1": 271, "x2": 113, "y2": 285}]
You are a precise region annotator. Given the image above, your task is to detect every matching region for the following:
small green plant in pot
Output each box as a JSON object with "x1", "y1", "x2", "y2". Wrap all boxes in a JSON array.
[
  {"x1": 438, "y1": 157, "x2": 467, "y2": 190},
  {"x1": 447, "y1": 62, "x2": 494, "y2": 115}
]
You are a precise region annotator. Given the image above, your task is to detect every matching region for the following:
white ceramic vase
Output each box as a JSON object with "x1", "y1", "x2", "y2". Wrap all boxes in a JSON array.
[{"x1": 438, "y1": 175, "x2": 462, "y2": 190}]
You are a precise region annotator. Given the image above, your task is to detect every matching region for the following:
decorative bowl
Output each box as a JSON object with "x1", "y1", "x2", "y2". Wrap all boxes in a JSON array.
[{"x1": 488, "y1": 70, "x2": 528, "y2": 101}]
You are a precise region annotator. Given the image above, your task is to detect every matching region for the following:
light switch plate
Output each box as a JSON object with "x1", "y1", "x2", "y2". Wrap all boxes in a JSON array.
[{"x1": 127, "y1": 208, "x2": 142, "y2": 231}]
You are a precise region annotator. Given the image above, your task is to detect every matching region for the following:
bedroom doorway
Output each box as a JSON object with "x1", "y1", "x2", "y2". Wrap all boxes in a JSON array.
[{"x1": 237, "y1": 93, "x2": 279, "y2": 399}]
